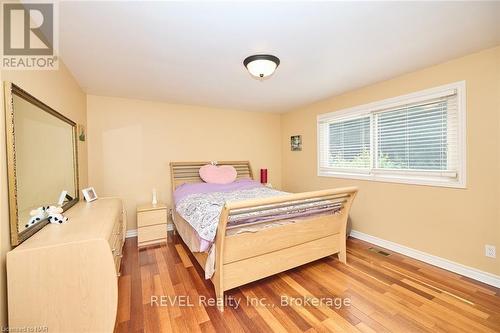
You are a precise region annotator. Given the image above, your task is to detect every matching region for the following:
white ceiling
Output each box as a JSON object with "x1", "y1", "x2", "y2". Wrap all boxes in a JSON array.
[{"x1": 59, "y1": 1, "x2": 500, "y2": 113}]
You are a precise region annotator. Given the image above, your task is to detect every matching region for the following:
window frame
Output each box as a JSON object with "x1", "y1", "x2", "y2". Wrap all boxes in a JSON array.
[{"x1": 317, "y1": 81, "x2": 467, "y2": 188}]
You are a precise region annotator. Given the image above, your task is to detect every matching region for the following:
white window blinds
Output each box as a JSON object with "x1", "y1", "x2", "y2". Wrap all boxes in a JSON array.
[
  {"x1": 375, "y1": 95, "x2": 458, "y2": 175},
  {"x1": 327, "y1": 116, "x2": 371, "y2": 170},
  {"x1": 317, "y1": 82, "x2": 465, "y2": 187}
]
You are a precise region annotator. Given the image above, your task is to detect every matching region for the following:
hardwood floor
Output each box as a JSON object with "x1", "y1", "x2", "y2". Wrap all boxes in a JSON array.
[{"x1": 115, "y1": 233, "x2": 500, "y2": 332}]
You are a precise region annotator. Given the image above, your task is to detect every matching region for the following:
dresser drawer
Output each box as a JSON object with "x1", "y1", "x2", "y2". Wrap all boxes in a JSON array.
[
  {"x1": 138, "y1": 224, "x2": 167, "y2": 245},
  {"x1": 111, "y1": 231, "x2": 124, "y2": 275},
  {"x1": 111, "y1": 231, "x2": 123, "y2": 253},
  {"x1": 108, "y1": 220, "x2": 123, "y2": 249},
  {"x1": 113, "y1": 250, "x2": 123, "y2": 275},
  {"x1": 108, "y1": 218, "x2": 124, "y2": 276},
  {"x1": 137, "y1": 209, "x2": 167, "y2": 227}
]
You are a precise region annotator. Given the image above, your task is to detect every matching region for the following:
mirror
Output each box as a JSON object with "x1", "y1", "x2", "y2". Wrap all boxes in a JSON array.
[{"x1": 4, "y1": 83, "x2": 79, "y2": 246}]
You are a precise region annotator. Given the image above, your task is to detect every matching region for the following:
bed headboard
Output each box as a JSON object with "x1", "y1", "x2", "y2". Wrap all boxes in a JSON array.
[{"x1": 170, "y1": 161, "x2": 254, "y2": 191}]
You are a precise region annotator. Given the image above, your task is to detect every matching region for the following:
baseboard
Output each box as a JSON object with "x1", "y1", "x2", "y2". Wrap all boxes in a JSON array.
[
  {"x1": 350, "y1": 230, "x2": 500, "y2": 288},
  {"x1": 126, "y1": 224, "x2": 174, "y2": 238},
  {"x1": 125, "y1": 229, "x2": 138, "y2": 238}
]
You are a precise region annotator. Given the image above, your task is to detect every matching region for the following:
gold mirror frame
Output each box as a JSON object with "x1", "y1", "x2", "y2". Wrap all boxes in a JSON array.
[{"x1": 4, "y1": 82, "x2": 80, "y2": 246}]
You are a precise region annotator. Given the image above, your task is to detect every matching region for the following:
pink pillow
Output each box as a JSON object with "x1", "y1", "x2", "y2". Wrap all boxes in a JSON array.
[{"x1": 199, "y1": 164, "x2": 237, "y2": 184}]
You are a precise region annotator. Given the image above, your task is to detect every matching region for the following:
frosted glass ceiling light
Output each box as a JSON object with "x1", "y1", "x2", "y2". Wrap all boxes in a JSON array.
[{"x1": 243, "y1": 54, "x2": 280, "y2": 80}]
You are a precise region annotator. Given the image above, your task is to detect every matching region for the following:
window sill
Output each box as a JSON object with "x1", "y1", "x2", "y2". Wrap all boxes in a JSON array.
[{"x1": 318, "y1": 169, "x2": 466, "y2": 189}]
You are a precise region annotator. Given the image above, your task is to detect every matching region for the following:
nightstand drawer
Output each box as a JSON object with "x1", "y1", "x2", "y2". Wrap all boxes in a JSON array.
[
  {"x1": 138, "y1": 224, "x2": 167, "y2": 245},
  {"x1": 137, "y1": 209, "x2": 167, "y2": 227}
]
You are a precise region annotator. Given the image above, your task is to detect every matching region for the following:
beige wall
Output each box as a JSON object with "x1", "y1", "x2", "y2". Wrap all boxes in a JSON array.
[
  {"x1": 0, "y1": 62, "x2": 87, "y2": 328},
  {"x1": 87, "y1": 95, "x2": 282, "y2": 231},
  {"x1": 281, "y1": 46, "x2": 500, "y2": 275}
]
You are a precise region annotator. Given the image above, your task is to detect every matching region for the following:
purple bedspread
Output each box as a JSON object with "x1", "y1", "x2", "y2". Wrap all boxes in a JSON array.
[
  {"x1": 174, "y1": 179, "x2": 262, "y2": 205},
  {"x1": 174, "y1": 180, "x2": 342, "y2": 253},
  {"x1": 174, "y1": 179, "x2": 263, "y2": 252}
]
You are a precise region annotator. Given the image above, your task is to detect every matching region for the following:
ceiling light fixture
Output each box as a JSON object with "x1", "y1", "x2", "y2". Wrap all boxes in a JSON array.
[{"x1": 243, "y1": 54, "x2": 280, "y2": 80}]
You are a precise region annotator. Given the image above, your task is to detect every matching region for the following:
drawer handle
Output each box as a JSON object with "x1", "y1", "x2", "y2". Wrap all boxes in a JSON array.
[{"x1": 117, "y1": 272, "x2": 121, "y2": 277}]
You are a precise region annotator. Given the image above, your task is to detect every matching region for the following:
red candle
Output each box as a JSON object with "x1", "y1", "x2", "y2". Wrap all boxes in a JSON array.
[{"x1": 260, "y1": 169, "x2": 268, "y2": 184}]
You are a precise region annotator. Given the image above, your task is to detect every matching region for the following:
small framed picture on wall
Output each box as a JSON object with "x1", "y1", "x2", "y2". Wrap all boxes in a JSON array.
[{"x1": 291, "y1": 135, "x2": 302, "y2": 151}]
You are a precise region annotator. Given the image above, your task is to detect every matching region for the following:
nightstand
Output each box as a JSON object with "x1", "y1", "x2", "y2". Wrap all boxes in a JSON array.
[{"x1": 137, "y1": 202, "x2": 167, "y2": 248}]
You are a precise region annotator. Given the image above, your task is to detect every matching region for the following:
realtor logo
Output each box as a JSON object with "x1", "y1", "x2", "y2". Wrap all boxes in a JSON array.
[{"x1": 2, "y1": 2, "x2": 58, "y2": 70}]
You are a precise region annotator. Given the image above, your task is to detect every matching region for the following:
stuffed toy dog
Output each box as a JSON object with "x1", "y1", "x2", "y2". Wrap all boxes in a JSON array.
[
  {"x1": 48, "y1": 213, "x2": 68, "y2": 224},
  {"x1": 26, "y1": 205, "x2": 68, "y2": 228}
]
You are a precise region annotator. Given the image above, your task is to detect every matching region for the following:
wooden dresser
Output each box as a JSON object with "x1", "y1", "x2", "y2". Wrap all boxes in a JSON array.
[{"x1": 6, "y1": 198, "x2": 126, "y2": 333}]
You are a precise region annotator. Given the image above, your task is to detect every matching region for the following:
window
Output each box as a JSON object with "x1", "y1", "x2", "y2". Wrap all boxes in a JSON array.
[{"x1": 317, "y1": 81, "x2": 466, "y2": 188}]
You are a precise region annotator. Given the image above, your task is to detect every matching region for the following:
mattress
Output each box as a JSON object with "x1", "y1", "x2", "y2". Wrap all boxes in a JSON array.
[
  {"x1": 172, "y1": 210, "x2": 211, "y2": 252},
  {"x1": 174, "y1": 179, "x2": 342, "y2": 249},
  {"x1": 172, "y1": 208, "x2": 299, "y2": 253},
  {"x1": 173, "y1": 179, "x2": 343, "y2": 279}
]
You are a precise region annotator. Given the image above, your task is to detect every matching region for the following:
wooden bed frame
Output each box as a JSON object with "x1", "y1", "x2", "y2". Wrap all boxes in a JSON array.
[{"x1": 170, "y1": 161, "x2": 357, "y2": 311}]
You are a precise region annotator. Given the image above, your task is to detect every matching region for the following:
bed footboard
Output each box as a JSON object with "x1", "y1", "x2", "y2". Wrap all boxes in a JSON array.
[{"x1": 212, "y1": 187, "x2": 358, "y2": 311}]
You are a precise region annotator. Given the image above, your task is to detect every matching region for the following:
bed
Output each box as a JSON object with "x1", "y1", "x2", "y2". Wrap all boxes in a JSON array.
[{"x1": 170, "y1": 161, "x2": 357, "y2": 311}]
